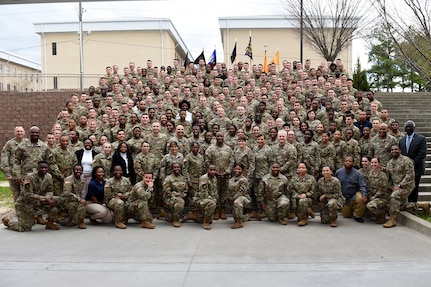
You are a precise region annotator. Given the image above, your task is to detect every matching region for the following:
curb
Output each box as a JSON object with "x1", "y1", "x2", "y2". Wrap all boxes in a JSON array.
[{"x1": 399, "y1": 211, "x2": 431, "y2": 238}]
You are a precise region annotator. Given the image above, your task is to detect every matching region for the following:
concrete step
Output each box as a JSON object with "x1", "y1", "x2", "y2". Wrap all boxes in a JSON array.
[
  {"x1": 421, "y1": 175, "x2": 431, "y2": 183},
  {"x1": 418, "y1": 191, "x2": 431, "y2": 201}
]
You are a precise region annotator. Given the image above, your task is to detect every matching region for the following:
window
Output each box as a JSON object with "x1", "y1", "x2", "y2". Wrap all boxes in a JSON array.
[
  {"x1": 12, "y1": 68, "x2": 16, "y2": 77},
  {"x1": 52, "y1": 42, "x2": 57, "y2": 55},
  {"x1": 18, "y1": 70, "x2": 22, "y2": 78},
  {"x1": 5, "y1": 66, "x2": 10, "y2": 75},
  {"x1": 53, "y1": 76, "x2": 58, "y2": 89},
  {"x1": 0, "y1": 64, "x2": 2, "y2": 74},
  {"x1": 24, "y1": 71, "x2": 28, "y2": 80}
]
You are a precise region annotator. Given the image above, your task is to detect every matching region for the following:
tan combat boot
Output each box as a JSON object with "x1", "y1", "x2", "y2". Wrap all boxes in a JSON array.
[
  {"x1": 115, "y1": 221, "x2": 127, "y2": 229},
  {"x1": 297, "y1": 215, "x2": 308, "y2": 226},
  {"x1": 375, "y1": 213, "x2": 386, "y2": 224},
  {"x1": 213, "y1": 207, "x2": 220, "y2": 220},
  {"x1": 258, "y1": 208, "x2": 266, "y2": 219},
  {"x1": 330, "y1": 217, "x2": 337, "y2": 227},
  {"x1": 202, "y1": 216, "x2": 211, "y2": 230},
  {"x1": 288, "y1": 211, "x2": 297, "y2": 219},
  {"x1": 77, "y1": 219, "x2": 87, "y2": 229},
  {"x1": 156, "y1": 208, "x2": 166, "y2": 220},
  {"x1": 220, "y1": 207, "x2": 227, "y2": 220},
  {"x1": 417, "y1": 202, "x2": 430, "y2": 216},
  {"x1": 36, "y1": 215, "x2": 47, "y2": 225},
  {"x1": 172, "y1": 215, "x2": 181, "y2": 228},
  {"x1": 250, "y1": 211, "x2": 261, "y2": 221},
  {"x1": 278, "y1": 216, "x2": 288, "y2": 225},
  {"x1": 307, "y1": 207, "x2": 315, "y2": 218},
  {"x1": 45, "y1": 219, "x2": 60, "y2": 230},
  {"x1": 141, "y1": 221, "x2": 155, "y2": 229},
  {"x1": 383, "y1": 212, "x2": 398, "y2": 228},
  {"x1": 182, "y1": 211, "x2": 198, "y2": 223},
  {"x1": 231, "y1": 218, "x2": 243, "y2": 229}
]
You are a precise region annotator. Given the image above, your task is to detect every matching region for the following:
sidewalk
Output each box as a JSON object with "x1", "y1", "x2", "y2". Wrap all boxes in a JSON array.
[{"x1": 1, "y1": 215, "x2": 431, "y2": 287}]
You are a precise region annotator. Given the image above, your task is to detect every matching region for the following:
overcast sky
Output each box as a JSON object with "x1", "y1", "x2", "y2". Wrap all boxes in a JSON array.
[{"x1": 0, "y1": 0, "x2": 368, "y2": 67}]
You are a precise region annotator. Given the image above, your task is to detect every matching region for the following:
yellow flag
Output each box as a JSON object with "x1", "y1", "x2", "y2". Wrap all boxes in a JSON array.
[
  {"x1": 271, "y1": 50, "x2": 280, "y2": 66},
  {"x1": 264, "y1": 51, "x2": 269, "y2": 73}
]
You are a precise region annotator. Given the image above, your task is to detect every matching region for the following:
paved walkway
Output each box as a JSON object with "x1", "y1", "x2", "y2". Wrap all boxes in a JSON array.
[{"x1": 1, "y1": 215, "x2": 431, "y2": 287}]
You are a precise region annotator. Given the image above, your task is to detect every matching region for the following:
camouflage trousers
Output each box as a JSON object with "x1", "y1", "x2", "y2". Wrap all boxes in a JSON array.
[
  {"x1": 265, "y1": 195, "x2": 290, "y2": 222},
  {"x1": 195, "y1": 198, "x2": 217, "y2": 218},
  {"x1": 232, "y1": 195, "x2": 252, "y2": 221},
  {"x1": 366, "y1": 198, "x2": 389, "y2": 217},
  {"x1": 108, "y1": 198, "x2": 129, "y2": 222},
  {"x1": 128, "y1": 200, "x2": 153, "y2": 223},
  {"x1": 164, "y1": 196, "x2": 185, "y2": 221},
  {"x1": 62, "y1": 198, "x2": 86, "y2": 225},
  {"x1": 296, "y1": 197, "x2": 313, "y2": 219},
  {"x1": 320, "y1": 198, "x2": 342, "y2": 223},
  {"x1": 8, "y1": 198, "x2": 60, "y2": 232},
  {"x1": 216, "y1": 175, "x2": 229, "y2": 206},
  {"x1": 389, "y1": 188, "x2": 412, "y2": 214}
]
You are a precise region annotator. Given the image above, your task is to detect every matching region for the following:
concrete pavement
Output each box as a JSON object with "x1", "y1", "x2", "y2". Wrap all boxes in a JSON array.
[{"x1": 1, "y1": 215, "x2": 431, "y2": 287}]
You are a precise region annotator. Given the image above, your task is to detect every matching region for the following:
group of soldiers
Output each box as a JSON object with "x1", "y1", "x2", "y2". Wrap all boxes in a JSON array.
[{"x1": 0, "y1": 57, "x2": 428, "y2": 231}]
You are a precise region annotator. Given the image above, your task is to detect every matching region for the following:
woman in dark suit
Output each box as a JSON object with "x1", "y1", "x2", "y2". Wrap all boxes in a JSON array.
[{"x1": 111, "y1": 142, "x2": 136, "y2": 185}]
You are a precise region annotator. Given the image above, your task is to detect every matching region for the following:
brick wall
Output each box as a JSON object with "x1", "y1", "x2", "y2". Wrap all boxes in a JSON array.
[{"x1": 0, "y1": 91, "x2": 76, "y2": 149}]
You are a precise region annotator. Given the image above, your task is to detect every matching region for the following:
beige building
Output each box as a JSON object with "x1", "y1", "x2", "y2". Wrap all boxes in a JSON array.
[
  {"x1": 0, "y1": 49, "x2": 42, "y2": 92},
  {"x1": 34, "y1": 18, "x2": 190, "y2": 90},
  {"x1": 219, "y1": 15, "x2": 353, "y2": 74}
]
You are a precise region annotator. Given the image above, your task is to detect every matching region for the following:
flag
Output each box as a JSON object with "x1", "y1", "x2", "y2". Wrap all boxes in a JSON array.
[
  {"x1": 271, "y1": 50, "x2": 280, "y2": 66},
  {"x1": 193, "y1": 50, "x2": 205, "y2": 65},
  {"x1": 263, "y1": 50, "x2": 269, "y2": 73},
  {"x1": 245, "y1": 36, "x2": 253, "y2": 60},
  {"x1": 230, "y1": 42, "x2": 237, "y2": 64},
  {"x1": 184, "y1": 52, "x2": 190, "y2": 68},
  {"x1": 207, "y1": 49, "x2": 216, "y2": 69}
]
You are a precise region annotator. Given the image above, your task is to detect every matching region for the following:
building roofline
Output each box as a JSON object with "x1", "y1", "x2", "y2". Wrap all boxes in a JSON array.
[{"x1": 0, "y1": 49, "x2": 41, "y2": 71}]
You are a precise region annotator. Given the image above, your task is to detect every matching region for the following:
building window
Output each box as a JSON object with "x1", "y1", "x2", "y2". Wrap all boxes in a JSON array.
[
  {"x1": 52, "y1": 42, "x2": 57, "y2": 55},
  {"x1": 5, "y1": 66, "x2": 10, "y2": 75},
  {"x1": 53, "y1": 76, "x2": 58, "y2": 89},
  {"x1": 7, "y1": 84, "x2": 11, "y2": 91},
  {"x1": 0, "y1": 64, "x2": 2, "y2": 74},
  {"x1": 24, "y1": 71, "x2": 28, "y2": 80},
  {"x1": 18, "y1": 70, "x2": 22, "y2": 78},
  {"x1": 12, "y1": 68, "x2": 16, "y2": 77}
]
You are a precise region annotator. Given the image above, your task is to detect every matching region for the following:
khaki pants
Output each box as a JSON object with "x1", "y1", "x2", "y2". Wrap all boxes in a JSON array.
[{"x1": 342, "y1": 191, "x2": 366, "y2": 218}]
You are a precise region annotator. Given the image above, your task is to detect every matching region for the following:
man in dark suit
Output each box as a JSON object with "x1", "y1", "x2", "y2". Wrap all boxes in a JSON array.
[{"x1": 399, "y1": 120, "x2": 428, "y2": 211}]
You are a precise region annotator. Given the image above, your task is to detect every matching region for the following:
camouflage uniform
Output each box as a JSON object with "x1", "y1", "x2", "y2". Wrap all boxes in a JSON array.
[
  {"x1": 358, "y1": 137, "x2": 371, "y2": 158},
  {"x1": 345, "y1": 138, "x2": 361, "y2": 168},
  {"x1": 193, "y1": 173, "x2": 218, "y2": 220},
  {"x1": 290, "y1": 174, "x2": 317, "y2": 221},
  {"x1": 233, "y1": 146, "x2": 255, "y2": 181},
  {"x1": 1, "y1": 137, "x2": 29, "y2": 200},
  {"x1": 205, "y1": 143, "x2": 234, "y2": 206},
  {"x1": 127, "y1": 180, "x2": 154, "y2": 223},
  {"x1": 61, "y1": 174, "x2": 86, "y2": 225},
  {"x1": 126, "y1": 137, "x2": 144, "y2": 160},
  {"x1": 183, "y1": 152, "x2": 204, "y2": 199},
  {"x1": 7, "y1": 172, "x2": 59, "y2": 232},
  {"x1": 252, "y1": 144, "x2": 273, "y2": 206},
  {"x1": 92, "y1": 153, "x2": 113, "y2": 179},
  {"x1": 258, "y1": 173, "x2": 290, "y2": 222},
  {"x1": 229, "y1": 175, "x2": 252, "y2": 222},
  {"x1": 318, "y1": 142, "x2": 336, "y2": 171},
  {"x1": 105, "y1": 176, "x2": 132, "y2": 223},
  {"x1": 163, "y1": 173, "x2": 188, "y2": 222},
  {"x1": 366, "y1": 169, "x2": 390, "y2": 218},
  {"x1": 300, "y1": 141, "x2": 321, "y2": 177},
  {"x1": 317, "y1": 176, "x2": 344, "y2": 224},
  {"x1": 13, "y1": 140, "x2": 49, "y2": 180},
  {"x1": 160, "y1": 152, "x2": 184, "y2": 180},
  {"x1": 134, "y1": 152, "x2": 160, "y2": 182},
  {"x1": 368, "y1": 135, "x2": 398, "y2": 168},
  {"x1": 49, "y1": 145, "x2": 77, "y2": 195},
  {"x1": 386, "y1": 155, "x2": 415, "y2": 214},
  {"x1": 270, "y1": 143, "x2": 297, "y2": 179},
  {"x1": 333, "y1": 140, "x2": 347, "y2": 170},
  {"x1": 143, "y1": 133, "x2": 168, "y2": 161}
]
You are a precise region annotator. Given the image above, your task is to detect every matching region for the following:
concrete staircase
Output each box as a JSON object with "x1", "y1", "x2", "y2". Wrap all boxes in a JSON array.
[{"x1": 377, "y1": 93, "x2": 431, "y2": 201}]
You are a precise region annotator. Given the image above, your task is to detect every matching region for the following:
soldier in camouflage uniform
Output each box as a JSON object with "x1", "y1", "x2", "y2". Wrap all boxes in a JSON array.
[
  {"x1": 92, "y1": 142, "x2": 113, "y2": 178},
  {"x1": 253, "y1": 134, "x2": 273, "y2": 214},
  {"x1": 183, "y1": 142, "x2": 204, "y2": 204},
  {"x1": 233, "y1": 136, "x2": 255, "y2": 181},
  {"x1": 344, "y1": 129, "x2": 361, "y2": 168},
  {"x1": 258, "y1": 163, "x2": 290, "y2": 225},
  {"x1": 368, "y1": 123, "x2": 398, "y2": 168},
  {"x1": 1, "y1": 126, "x2": 28, "y2": 201},
  {"x1": 61, "y1": 165, "x2": 87, "y2": 229},
  {"x1": 105, "y1": 165, "x2": 133, "y2": 229},
  {"x1": 270, "y1": 130, "x2": 297, "y2": 179},
  {"x1": 49, "y1": 135, "x2": 77, "y2": 196},
  {"x1": 317, "y1": 166, "x2": 344, "y2": 227},
  {"x1": 163, "y1": 162, "x2": 188, "y2": 227},
  {"x1": 205, "y1": 132, "x2": 234, "y2": 220},
  {"x1": 13, "y1": 126, "x2": 50, "y2": 224},
  {"x1": 301, "y1": 130, "x2": 320, "y2": 178},
  {"x1": 126, "y1": 126, "x2": 144, "y2": 160},
  {"x1": 366, "y1": 158, "x2": 391, "y2": 224},
  {"x1": 383, "y1": 145, "x2": 415, "y2": 228},
  {"x1": 188, "y1": 165, "x2": 218, "y2": 230},
  {"x1": 160, "y1": 141, "x2": 184, "y2": 181},
  {"x1": 291, "y1": 163, "x2": 317, "y2": 226},
  {"x1": 2, "y1": 161, "x2": 60, "y2": 231},
  {"x1": 127, "y1": 171, "x2": 156, "y2": 229},
  {"x1": 318, "y1": 132, "x2": 336, "y2": 171},
  {"x1": 229, "y1": 163, "x2": 252, "y2": 229}
]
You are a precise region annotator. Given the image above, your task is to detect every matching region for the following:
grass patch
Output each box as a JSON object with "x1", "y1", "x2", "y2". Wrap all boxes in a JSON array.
[
  {"x1": 0, "y1": 186, "x2": 14, "y2": 209},
  {"x1": 0, "y1": 171, "x2": 6, "y2": 181},
  {"x1": 417, "y1": 214, "x2": 431, "y2": 223}
]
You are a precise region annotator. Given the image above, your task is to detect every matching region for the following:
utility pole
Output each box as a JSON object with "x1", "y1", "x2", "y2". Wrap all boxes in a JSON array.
[{"x1": 79, "y1": 2, "x2": 84, "y2": 91}]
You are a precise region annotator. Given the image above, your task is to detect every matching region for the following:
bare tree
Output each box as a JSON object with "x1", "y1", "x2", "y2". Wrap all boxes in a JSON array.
[
  {"x1": 371, "y1": 0, "x2": 431, "y2": 88},
  {"x1": 282, "y1": 0, "x2": 369, "y2": 62}
]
